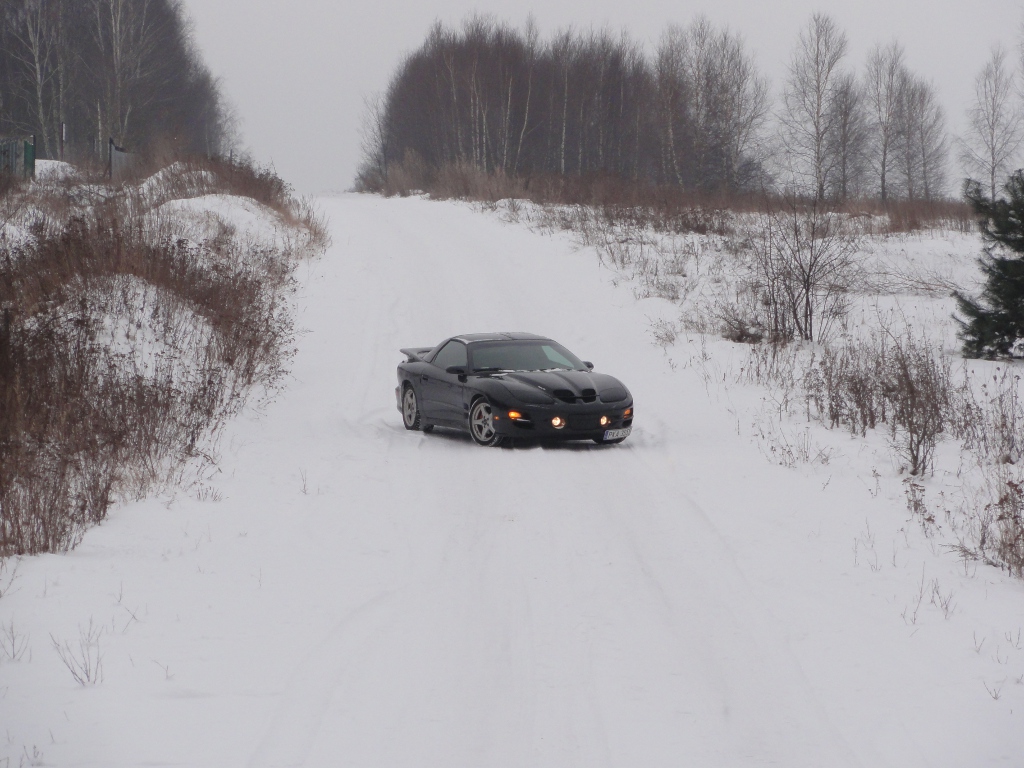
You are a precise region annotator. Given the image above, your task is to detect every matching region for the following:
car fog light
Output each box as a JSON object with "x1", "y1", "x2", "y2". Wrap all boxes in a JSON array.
[
  {"x1": 551, "y1": 416, "x2": 566, "y2": 429},
  {"x1": 600, "y1": 415, "x2": 610, "y2": 426}
]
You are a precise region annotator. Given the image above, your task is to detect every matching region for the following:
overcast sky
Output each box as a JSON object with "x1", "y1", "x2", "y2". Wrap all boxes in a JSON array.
[{"x1": 180, "y1": 0, "x2": 1022, "y2": 194}]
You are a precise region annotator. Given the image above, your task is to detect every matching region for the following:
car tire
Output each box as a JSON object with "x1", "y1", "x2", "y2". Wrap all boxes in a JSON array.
[
  {"x1": 402, "y1": 384, "x2": 422, "y2": 430},
  {"x1": 469, "y1": 399, "x2": 506, "y2": 447}
]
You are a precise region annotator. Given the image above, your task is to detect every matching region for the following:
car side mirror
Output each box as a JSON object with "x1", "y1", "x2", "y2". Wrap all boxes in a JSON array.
[
  {"x1": 446, "y1": 365, "x2": 468, "y2": 381},
  {"x1": 583, "y1": 361, "x2": 594, "y2": 370}
]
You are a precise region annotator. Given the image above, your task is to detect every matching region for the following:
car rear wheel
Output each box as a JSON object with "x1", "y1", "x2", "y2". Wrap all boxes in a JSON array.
[
  {"x1": 402, "y1": 385, "x2": 422, "y2": 430},
  {"x1": 469, "y1": 399, "x2": 506, "y2": 447}
]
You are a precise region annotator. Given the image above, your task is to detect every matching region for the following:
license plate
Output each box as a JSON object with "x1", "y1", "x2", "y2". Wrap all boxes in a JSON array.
[{"x1": 603, "y1": 427, "x2": 631, "y2": 440}]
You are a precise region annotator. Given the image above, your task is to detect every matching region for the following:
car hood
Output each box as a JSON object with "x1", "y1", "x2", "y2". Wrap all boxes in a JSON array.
[{"x1": 499, "y1": 370, "x2": 630, "y2": 404}]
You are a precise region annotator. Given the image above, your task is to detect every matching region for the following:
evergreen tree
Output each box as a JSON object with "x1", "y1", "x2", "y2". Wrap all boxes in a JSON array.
[{"x1": 956, "y1": 171, "x2": 1024, "y2": 357}]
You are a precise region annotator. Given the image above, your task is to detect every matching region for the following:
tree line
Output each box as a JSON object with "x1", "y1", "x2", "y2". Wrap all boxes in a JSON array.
[
  {"x1": 361, "y1": 13, "x2": 1019, "y2": 202},
  {"x1": 0, "y1": 0, "x2": 234, "y2": 162}
]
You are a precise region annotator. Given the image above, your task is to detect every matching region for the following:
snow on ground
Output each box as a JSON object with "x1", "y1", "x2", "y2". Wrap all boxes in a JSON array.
[
  {"x1": 136, "y1": 162, "x2": 216, "y2": 204},
  {"x1": 144, "y1": 194, "x2": 296, "y2": 252},
  {"x1": 1, "y1": 194, "x2": 1023, "y2": 767},
  {"x1": 33, "y1": 160, "x2": 78, "y2": 182}
]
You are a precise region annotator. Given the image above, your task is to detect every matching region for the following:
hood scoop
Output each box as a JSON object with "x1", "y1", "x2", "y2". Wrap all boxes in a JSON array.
[{"x1": 552, "y1": 388, "x2": 597, "y2": 404}]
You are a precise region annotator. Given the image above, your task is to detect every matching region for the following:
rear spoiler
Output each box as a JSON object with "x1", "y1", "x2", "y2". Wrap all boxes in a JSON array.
[{"x1": 400, "y1": 347, "x2": 433, "y2": 363}]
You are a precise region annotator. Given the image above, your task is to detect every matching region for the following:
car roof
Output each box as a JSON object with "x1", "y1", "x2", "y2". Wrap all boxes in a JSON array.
[{"x1": 450, "y1": 332, "x2": 550, "y2": 344}]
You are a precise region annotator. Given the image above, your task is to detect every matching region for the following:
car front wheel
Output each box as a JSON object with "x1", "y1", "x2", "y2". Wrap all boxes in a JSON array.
[{"x1": 469, "y1": 399, "x2": 506, "y2": 447}]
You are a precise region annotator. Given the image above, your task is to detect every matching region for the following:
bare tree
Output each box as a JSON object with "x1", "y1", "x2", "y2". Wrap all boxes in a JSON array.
[
  {"x1": 512, "y1": 17, "x2": 538, "y2": 175},
  {"x1": 654, "y1": 25, "x2": 691, "y2": 187},
  {"x1": 895, "y1": 75, "x2": 947, "y2": 199},
  {"x1": 825, "y1": 71, "x2": 868, "y2": 200},
  {"x1": 365, "y1": 16, "x2": 767, "y2": 194},
  {"x1": 0, "y1": 0, "x2": 232, "y2": 159},
  {"x1": 356, "y1": 93, "x2": 391, "y2": 190},
  {"x1": 864, "y1": 42, "x2": 906, "y2": 202},
  {"x1": 780, "y1": 13, "x2": 849, "y2": 200},
  {"x1": 914, "y1": 83, "x2": 948, "y2": 200},
  {"x1": 5, "y1": 0, "x2": 58, "y2": 156},
  {"x1": 752, "y1": 197, "x2": 860, "y2": 343},
  {"x1": 961, "y1": 46, "x2": 1023, "y2": 199},
  {"x1": 685, "y1": 17, "x2": 769, "y2": 191}
]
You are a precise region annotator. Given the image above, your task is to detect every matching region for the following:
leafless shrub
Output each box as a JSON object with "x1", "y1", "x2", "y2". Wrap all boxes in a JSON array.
[
  {"x1": 904, "y1": 478, "x2": 931, "y2": 521},
  {"x1": 0, "y1": 620, "x2": 29, "y2": 662},
  {"x1": 0, "y1": 162, "x2": 304, "y2": 556},
  {"x1": 650, "y1": 319, "x2": 679, "y2": 347},
  {"x1": 747, "y1": 197, "x2": 861, "y2": 343},
  {"x1": 752, "y1": 411, "x2": 832, "y2": 468},
  {"x1": 0, "y1": 556, "x2": 19, "y2": 599},
  {"x1": 715, "y1": 299, "x2": 764, "y2": 344},
  {"x1": 740, "y1": 329, "x2": 1024, "y2": 576},
  {"x1": 861, "y1": 262, "x2": 963, "y2": 298},
  {"x1": 882, "y1": 332, "x2": 953, "y2": 475},
  {"x1": 50, "y1": 618, "x2": 103, "y2": 686},
  {"x1": 951, "y1": 367, "x2": 1024, "y2": 464},
  {"x1": 805, "y1": 339, "x2": 888, "y2": 435},
  {"x1": 738, "y1": 339, "x2": 803, "y2": 390},
  {"x1": 742, "y1": 325, "x2": 953, "y2": 475},
  {"x1": 954, "y1": 467, "x2": 1024, "y2": 578}
]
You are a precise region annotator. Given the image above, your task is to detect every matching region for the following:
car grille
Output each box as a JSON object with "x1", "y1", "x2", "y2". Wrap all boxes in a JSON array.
[
  {"x1": 553, "y1": 388, "x2": 598, "y2": 404},
  {"x1": 568, "y1": 415, "x2": 602, "y2": 430}
]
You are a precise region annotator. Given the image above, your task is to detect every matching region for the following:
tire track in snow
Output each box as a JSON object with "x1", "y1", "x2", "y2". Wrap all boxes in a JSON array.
[
  {"x1": 247, "y1": 593, "x2": 396, "y2": 768},
  {"x1": 584, "y1": 444, "x2": 864, "y2": 767}
]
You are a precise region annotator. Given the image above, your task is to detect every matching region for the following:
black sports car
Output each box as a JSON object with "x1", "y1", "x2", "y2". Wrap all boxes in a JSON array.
[{"x1": 395, "y1": 332, "x2": 633, "y2": 447}]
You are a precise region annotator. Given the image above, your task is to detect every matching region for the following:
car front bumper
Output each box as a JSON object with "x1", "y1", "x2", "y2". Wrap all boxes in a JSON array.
[{"x1": 489, "y1": 402, "x2": 633, "y2": 440}]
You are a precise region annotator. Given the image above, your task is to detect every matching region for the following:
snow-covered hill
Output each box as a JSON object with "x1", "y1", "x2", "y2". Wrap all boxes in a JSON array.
[{"x1": 1, "y1": 194, "x2": 1022, "y2": 767}]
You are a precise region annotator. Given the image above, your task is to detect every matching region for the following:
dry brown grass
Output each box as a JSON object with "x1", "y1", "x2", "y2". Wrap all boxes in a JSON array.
[{"x1": 367, "y1": 158, "x2": 974, "y2": 237}]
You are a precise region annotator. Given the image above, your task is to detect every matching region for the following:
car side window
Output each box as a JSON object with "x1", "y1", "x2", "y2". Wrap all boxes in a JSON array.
[{"x1": 433, "y1": 340, "x2": 468, "y2": 370}]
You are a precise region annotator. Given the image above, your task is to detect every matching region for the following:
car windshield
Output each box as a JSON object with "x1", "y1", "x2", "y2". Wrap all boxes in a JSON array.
[{"x1": 469, "y1": 341, "x2": 586, "y2": 372}]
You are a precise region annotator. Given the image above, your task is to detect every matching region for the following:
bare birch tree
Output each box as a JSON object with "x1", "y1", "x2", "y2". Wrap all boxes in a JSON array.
[
  {"x1": 0, "y1": 0, "x2": 231, "y2": 159},
  {"x1": 864, "y1": 42, "x2": 905, "y2": 201},
  {"x1": 895, "y1": 75, "x2": 947, "y2": 199},
  {"x1": 825, "y1": 71, "x2": 868, "y2": 200},
  {"x1": 654, "y1": 25, "x2": 690, "y2": 187},
  {"x1": 685, "y1": 17, "x2": 769, "y2": 191},
  {"x1": 15, "y1": 0, "x2": 55, "y2": 152},
  {"x1": 961, "y1": 46, "x2": 1023, "y2": 199},
  {"x1": 780, "y1": 13, "x2": 849, "y2": 200}
]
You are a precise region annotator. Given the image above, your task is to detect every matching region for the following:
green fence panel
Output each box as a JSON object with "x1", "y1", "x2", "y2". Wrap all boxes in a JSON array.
[
  {"x1": 23, "y1": 140, "x2": 34, "y2": 178},
  {"x1": 0, "y1": 138, "x2": 34, "y2": 178}
]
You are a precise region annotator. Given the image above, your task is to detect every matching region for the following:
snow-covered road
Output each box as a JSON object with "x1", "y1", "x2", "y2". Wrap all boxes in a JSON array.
[{"x1": 2, "y1": 195, "x2": 1022, "y2": 767}]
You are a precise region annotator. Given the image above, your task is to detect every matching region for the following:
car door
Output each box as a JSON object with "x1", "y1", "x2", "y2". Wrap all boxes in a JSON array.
[{"x1": 423, "y1": 340, "x2": 468, "y2": 424}]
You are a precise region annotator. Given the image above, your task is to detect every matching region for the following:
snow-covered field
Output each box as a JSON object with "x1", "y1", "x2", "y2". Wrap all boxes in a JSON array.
[{"x1": 2, "y1": 194, "x2": 1023, "y2": 767}]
